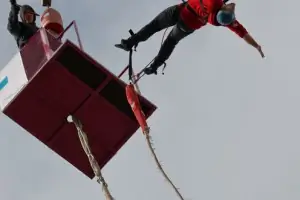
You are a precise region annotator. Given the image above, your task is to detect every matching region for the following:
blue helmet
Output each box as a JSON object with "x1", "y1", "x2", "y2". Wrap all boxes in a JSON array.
[{"x1": 216, "y1": 10, "x2": 235, "y2": 26}]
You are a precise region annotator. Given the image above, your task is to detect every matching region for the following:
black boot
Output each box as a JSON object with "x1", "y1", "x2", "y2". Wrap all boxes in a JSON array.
[
  {"x1": 115, "y1": 35, "x2": 139, "y2": 51},
  {"x1": 115, "y1": 39, "x2": 134, "y2": 51},
  {"x1": 144, "y1": 59, "x2": 164, "y2": 75}
]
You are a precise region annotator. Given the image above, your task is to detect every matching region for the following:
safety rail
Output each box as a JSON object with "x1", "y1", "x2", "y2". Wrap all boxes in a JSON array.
[{"x1": 56, "y1": 20, "x2": 83, "y2": 50}]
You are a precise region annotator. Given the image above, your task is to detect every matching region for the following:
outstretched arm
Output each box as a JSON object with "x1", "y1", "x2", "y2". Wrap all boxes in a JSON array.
[
  {"x1": 243, "y1": 33, "x2": 264, "y2": 58},
  {"x1": 227, "y1": 20, "x2": 265, "y2": 58},
  {"x1": 7, "y1": 1, "x2": 21, "y2": 36}
]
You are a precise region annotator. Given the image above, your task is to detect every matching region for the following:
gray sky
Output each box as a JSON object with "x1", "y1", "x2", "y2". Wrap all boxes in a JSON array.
[{"x1": 1, "y1": 0, "x2": 300, "y2": 199}]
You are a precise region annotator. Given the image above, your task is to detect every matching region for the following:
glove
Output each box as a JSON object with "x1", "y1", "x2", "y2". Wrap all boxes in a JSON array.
[
  {"x1": 10, "y1": 0, "x2": 20, "y2": 13},
  {"x1": 10, "y1": 0, "x2": 17, "y2": 5}
]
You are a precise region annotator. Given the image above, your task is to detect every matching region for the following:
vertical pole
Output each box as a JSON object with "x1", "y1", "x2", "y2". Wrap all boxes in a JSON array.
[
  {"x1": 73, "y1": 21, "x2": 83, "y2": 50},
  {"x1": 40, "y1": 28, "x2": 53, "y2": 59}
]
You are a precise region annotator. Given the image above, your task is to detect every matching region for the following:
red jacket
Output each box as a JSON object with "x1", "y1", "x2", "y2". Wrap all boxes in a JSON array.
[{"x1": 179, "y1": 0, "x2": 248, "y2": 38}]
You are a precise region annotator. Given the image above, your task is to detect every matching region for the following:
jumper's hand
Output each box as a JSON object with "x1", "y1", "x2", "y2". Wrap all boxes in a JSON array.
[{"x1": 257, "y1": 45, "x2": 265, "y2": 58}]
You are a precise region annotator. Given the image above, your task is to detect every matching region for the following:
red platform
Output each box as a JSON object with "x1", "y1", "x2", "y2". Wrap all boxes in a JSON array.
[{"x1": 2, "y1": 28, "x2": 157, "y2": 178}]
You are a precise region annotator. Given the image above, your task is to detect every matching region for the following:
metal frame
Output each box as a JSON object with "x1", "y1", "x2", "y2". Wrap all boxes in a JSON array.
[{"x1": 42, "y1": 20, "x2": 84, "y2": 50}]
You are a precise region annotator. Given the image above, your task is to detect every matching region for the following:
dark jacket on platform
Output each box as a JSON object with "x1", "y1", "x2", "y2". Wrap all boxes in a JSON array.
[{"x1": 7, "y1": 4, "x2": 39, "y2": 49}]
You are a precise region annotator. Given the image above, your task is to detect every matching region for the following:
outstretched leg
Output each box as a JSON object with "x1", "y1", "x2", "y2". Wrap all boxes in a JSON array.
[
  {"x1": 115, "y1": 4, "x2": 181, "y2": 51},
  {"x1": 144, "y1": 23, "x2": 194, "y2": 75}
]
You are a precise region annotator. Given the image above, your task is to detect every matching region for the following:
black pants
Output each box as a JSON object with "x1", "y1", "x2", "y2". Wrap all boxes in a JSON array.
[{"x1": 130, "y1": 4, "x2": 194, "y2": 66}]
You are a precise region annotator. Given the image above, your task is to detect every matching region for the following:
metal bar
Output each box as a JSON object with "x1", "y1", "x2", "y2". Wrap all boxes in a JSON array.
[
  {"x1": 118, "y1": 65, "x2": 129, "y2": 78},
  {"x1": 56, "y1": 21, "x2": 74, "y2": 40},
  {"x1": 55, "y1": 20, "x2": 83, "y2": 50},
  {"x1": 73, "y1": 21, "x2": 83, "y2": 50},
  {"x1": 40, "y1": 28, "x2": 53, "y2": 59}
]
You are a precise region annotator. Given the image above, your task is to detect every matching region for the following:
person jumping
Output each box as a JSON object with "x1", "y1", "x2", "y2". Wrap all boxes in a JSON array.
[{"x1": 115, "y1": 0, "x2": 264, "y2": 75}]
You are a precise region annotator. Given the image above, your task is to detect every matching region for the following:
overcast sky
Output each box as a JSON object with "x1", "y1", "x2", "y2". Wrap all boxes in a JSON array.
[{"x1": 1, "y1": 0, "x2": 300, "y2": 200}]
